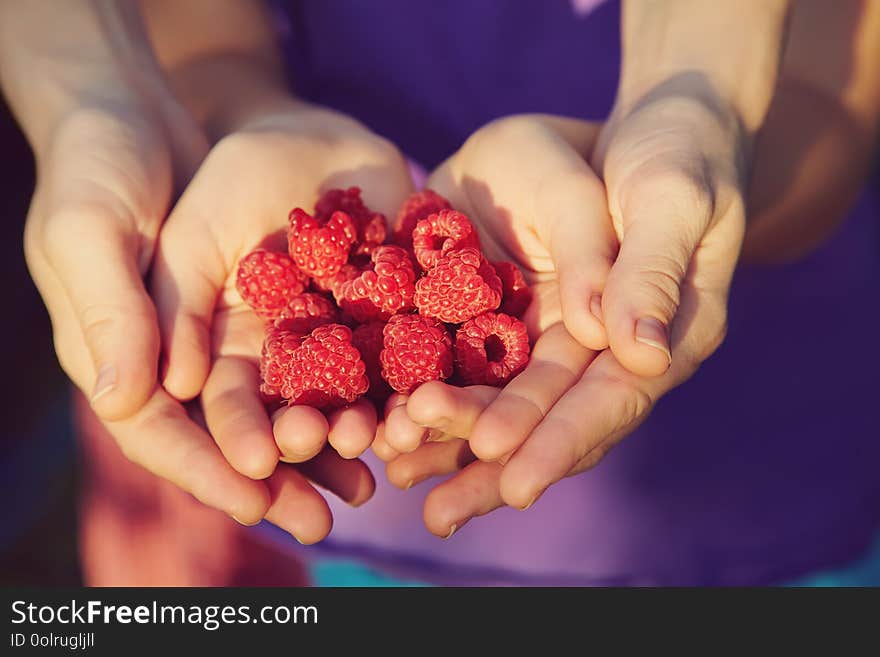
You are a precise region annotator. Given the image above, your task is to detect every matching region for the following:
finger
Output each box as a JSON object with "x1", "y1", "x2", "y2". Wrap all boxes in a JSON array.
[
  {"x1": 201, "y1": 356, "x2": 279, "y2": 480},
  {"x1": 499, "y1": 351, "x2": 653, "y2": 509},
  {"x1": 297, "y1": 447, "x2": 376, "y2": 507},
  {"x1": 539, "y1": 163, "x2": 617, "y2": 351},
  {"x1": 468, "y1": 323, "x2": 595, "y2": 462},
  {"x1": 263, "y1": 466, "x2": 333, "y2": 544},
  {"x1": 326, "y1": 399, "x2": 377, "y2": 459},
  {"x1": 422, "y1": 460, "x2": 505, "y2": 539},
  {"x1": 272, "y1": 404, "x2": 330, "y2": 463},
  {"x1": 371, "y1": 422, "x2": 401, "y2": 462},
  {"x1": 107, "y1": 389, "x2": 271, "y2": 524},
  {"x1": 385, "y1": 439, "x2": 476, "y2": 490},
  {"x1": 42, "y1": 210, "x2": 159, "y2": 422},
  {"x1": 404, "y1": 381, "x2": 500, "y2": 441},
  {"x1": 602, "y1": 171, "x2": 712, "y2": 377},
  {"x1": 150, "y1": 209, "x2": 227, "y2": 402},
  {"x1": 383, "y1": 403, "x2": 427, "y2": 454}
]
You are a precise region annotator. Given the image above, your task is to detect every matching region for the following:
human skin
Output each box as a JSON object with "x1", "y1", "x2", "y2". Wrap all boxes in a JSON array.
[
  {"x1": 2, "y1": 0, "x2": 381, "y2": 542},
  {"x1": 142, "y1": 0, "x2": 415, "y2": 540},
  {"x1": 378, "y1": 0, "x2": 880, "y2": 538}
]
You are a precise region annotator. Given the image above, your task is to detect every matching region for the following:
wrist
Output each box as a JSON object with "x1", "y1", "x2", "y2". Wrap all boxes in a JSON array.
[
  {"x1": 0, "y1": 0, "x2": 166, "y2": 155},
  {"x1": 616, "y1": 0, "x2": 790, "y2": 132}
]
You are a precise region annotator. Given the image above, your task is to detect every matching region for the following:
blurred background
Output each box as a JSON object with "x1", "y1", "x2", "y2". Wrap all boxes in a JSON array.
[{"x1": 0, "y1": 96, "x2": 80, "y2": 585}]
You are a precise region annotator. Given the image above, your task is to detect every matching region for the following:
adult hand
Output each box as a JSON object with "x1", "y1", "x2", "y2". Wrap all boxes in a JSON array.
[
  {"x1": 150, "y1": 102, "x2": 414, "y2": 540},
  {"x1": 376, "y1": 103, "x2": 744, "y2": 537}
]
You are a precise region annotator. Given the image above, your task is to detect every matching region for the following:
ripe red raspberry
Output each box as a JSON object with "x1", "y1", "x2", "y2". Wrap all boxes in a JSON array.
[
  {"x1": 287, "y1": 208, "x2": 357, "y2": 279},
  {"x1": 315, "y1": 187, "x2": 387, "y2": 256},
  {"x1": 411, "y1": 209, "x2": 480, "y2": 270},
  {"x1": 259, "y1": 325, "x2": 303, "y2": 401},
  {"x1": 454, "y1": 312, "x2": 530, "y2": 386},
  {"x1": 351, "y1": 321, "x2": 391, "y2": 405},
  {"x1": 338, "y1": 245, "x2": 416, "y2": 322},
  {"x1": 393, "y1": 189, "x2": 452, "y2": 250},
  {"x1": 274, "y1": 292, "x2": 338, "y2": 335},
  {"x1": 414, "y1": 247, "x2": 502, "y2": 323},
  {"x1": 311, "y1": 262, "x2": 364, "y2": 299},
  {"x1": 236, "y1": 249, "x2": 309, "y2": 322},
  {"x1": 380, "y1": 314, "x2": 453, "y2": 394},
  {"x1": 283, "y1": 323, "x2": 368, "y2": 410},
  {"x1": 492, "y1": 261, "x2": 533, "y2": 318}
]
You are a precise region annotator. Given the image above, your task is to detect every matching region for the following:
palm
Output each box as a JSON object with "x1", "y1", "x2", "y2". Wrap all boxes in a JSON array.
[{"x1": 150, "y1": 110, "x2": 415, "y2": 541}]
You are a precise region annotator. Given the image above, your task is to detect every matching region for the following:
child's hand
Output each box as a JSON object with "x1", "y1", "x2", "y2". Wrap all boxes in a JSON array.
[
  {"x1": 150, "y1": 102, "x2": 414, "y2": 538},
  {"x1": 375, "y1": 107, "x2": 744, "y2": 537}
]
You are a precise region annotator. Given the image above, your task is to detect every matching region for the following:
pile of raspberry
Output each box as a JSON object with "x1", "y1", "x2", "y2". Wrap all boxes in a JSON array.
[{"x1": 236, "y1": 187, "x2": 532, "y2": 411}]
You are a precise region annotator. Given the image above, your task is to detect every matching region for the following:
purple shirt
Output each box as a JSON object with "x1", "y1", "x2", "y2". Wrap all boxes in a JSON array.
[{"x1": 267, "y1": 0, "x2": 880, "y2": 584}]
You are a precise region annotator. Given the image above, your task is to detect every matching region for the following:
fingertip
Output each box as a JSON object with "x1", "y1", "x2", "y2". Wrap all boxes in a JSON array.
[
  {"x1": 273, "y1": 405, "x2": 330, "y2": 462},
  {"x1": 607, "y1": 315, "x2": 672, "y2": 377},
  {"x1": 559, "y1": 281, "x2": 610, "y2": 351},
  {"x1": 422, "y1": 488, "x2": 464, "y2": 539},
  {"x1": 498, "y1": 465, "x2": 542, "y2": 511},
  {"x1": 225, "y1": 484, "x2": 272, "y2": 527},
  {"x1": 468, "y1": 410, "x2": 514, "y2": 463},
  {"x1": 371, "y1": 423, "x2": 401, "y2": 462},
  {"x1": 161, "y1": 314, "x2": 212, "y2": 401},
  {"x1": 264, "y1": 470, "x2": 334, "y2": 544},
  {"x1": 89, "y1": 360, "x2": 156, "y2": 422},
  {"x1": 327, "y1": 399, "x2": 377, "y2": 459},
  {"x1": 406, "y1": 380, "x2": 457, "y2": 427},
  {"x1": 235, "y1": 439, "x2": 280, "y2": 480},
  {"x1": 384, "y1": 404, "x2": 427, "y2": 453}
]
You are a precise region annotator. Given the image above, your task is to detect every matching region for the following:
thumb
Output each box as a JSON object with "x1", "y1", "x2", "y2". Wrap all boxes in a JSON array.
[
  {"x1": 602, "y1": 174, "x2": 711, "y2": 377},
  {"x1": 45, "y1": 211, "x2": 160, "y2": 421}
]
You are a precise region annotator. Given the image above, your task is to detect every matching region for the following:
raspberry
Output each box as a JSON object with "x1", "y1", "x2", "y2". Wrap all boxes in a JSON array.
[
  {"x1": 380, "y1": 314, "x2": 453, "y2": 394},
  {"x1": 311, "y1": 262, "x2": 364, "y2": 299},
  {"x1": 315, "y1": 187, "x2": 387, "y2": 256},
  {"x1": 338, "y1": 245, "x2": 416, "y2": 322},
  {"x1": 283, "y1": 323, "x2": 369, "y2": 410},
  {"x1": 411, "y1": 209, "x2": 480, "y2": 270},
  {"x1": 351, "y1": 321, "x2": 391, "y2": 405},
  {"x1": 454, "y1": 312, "x2": 530, "y2": 386},
  {"x1": 287, "y1": 208, "x2": 357, "y2": 279},
  {"x1": 259, "y1": 325, "x2": 303, "y2": 400},
  {"x1": 414, "y1": 247, "x2": 502, "y2": 323},
  {"x1": 393, "y1": 189, "x2": 452, "y2": 250},
  {"x1": 274, "y1": 293, "x2": 338, "y2": 335},
  {"x1": 235, "y1": 249, "x2": 309, "y2": 322},
  {"x1": 493, "y1": 261, "x2": 533, "y2": 318}
]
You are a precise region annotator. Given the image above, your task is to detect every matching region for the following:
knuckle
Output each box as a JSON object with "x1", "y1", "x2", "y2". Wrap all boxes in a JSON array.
[
  {"x1": 591, "y1": 372, "x2": 653, "y2": 435},
  {"x1": 79, "y1": 300, "x2": 156, "y2": 347},
  {"x1": 614, "y1": 254, "x2": 684, "y2": 321}
]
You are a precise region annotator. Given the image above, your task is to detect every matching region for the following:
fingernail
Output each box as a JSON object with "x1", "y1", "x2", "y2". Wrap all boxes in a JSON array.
[
  {"x1": 404, "y1": 479, "x2": 415, "y2": 490},
  {"x1": 634, "y1": 317, "x2": 672, "y2": 365},
  {"x1": 231, "y1": 515, "x2": 258, "y2": 527},
  {"x1": 521, "y1": 494, "x2": 540, "y2": 511},
  {"x1": 443, "y1": 524, "x2": 458, "y2": 540},
  {"x1": 278, "y1": 456, "x2": 296, "y2": 464},
  {"x1": 91, "y1": 364, "x2": 117, "y2": 402},
  {"x1": 425, "y1": 428, "x2": 452, "y2": 443},
  {"x1": 590, "y1": 294, "x2": 603, "y2": 321}
]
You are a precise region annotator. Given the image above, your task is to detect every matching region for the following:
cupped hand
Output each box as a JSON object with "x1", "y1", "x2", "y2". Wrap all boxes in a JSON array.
[
  {"x1": 150, "y1": 102, "x2": 414, "y2": 539},
  {"x1": 377, "y1": 104, "x2": 745, "y2": 537},
  {"x1": 24, "y1": 89, "x2": 300, "y2": 529}
]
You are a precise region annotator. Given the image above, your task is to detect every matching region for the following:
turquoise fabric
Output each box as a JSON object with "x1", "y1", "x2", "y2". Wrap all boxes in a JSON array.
[
  {"x1": 311, "y1": 534, "x2": 880, "y2": 587},
  {"x1": 784, "y1": 534, "x2": 880, "y2": 587},
  {"x1": 310, "y1": 559, "x2": 429, "y2": 587}
]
